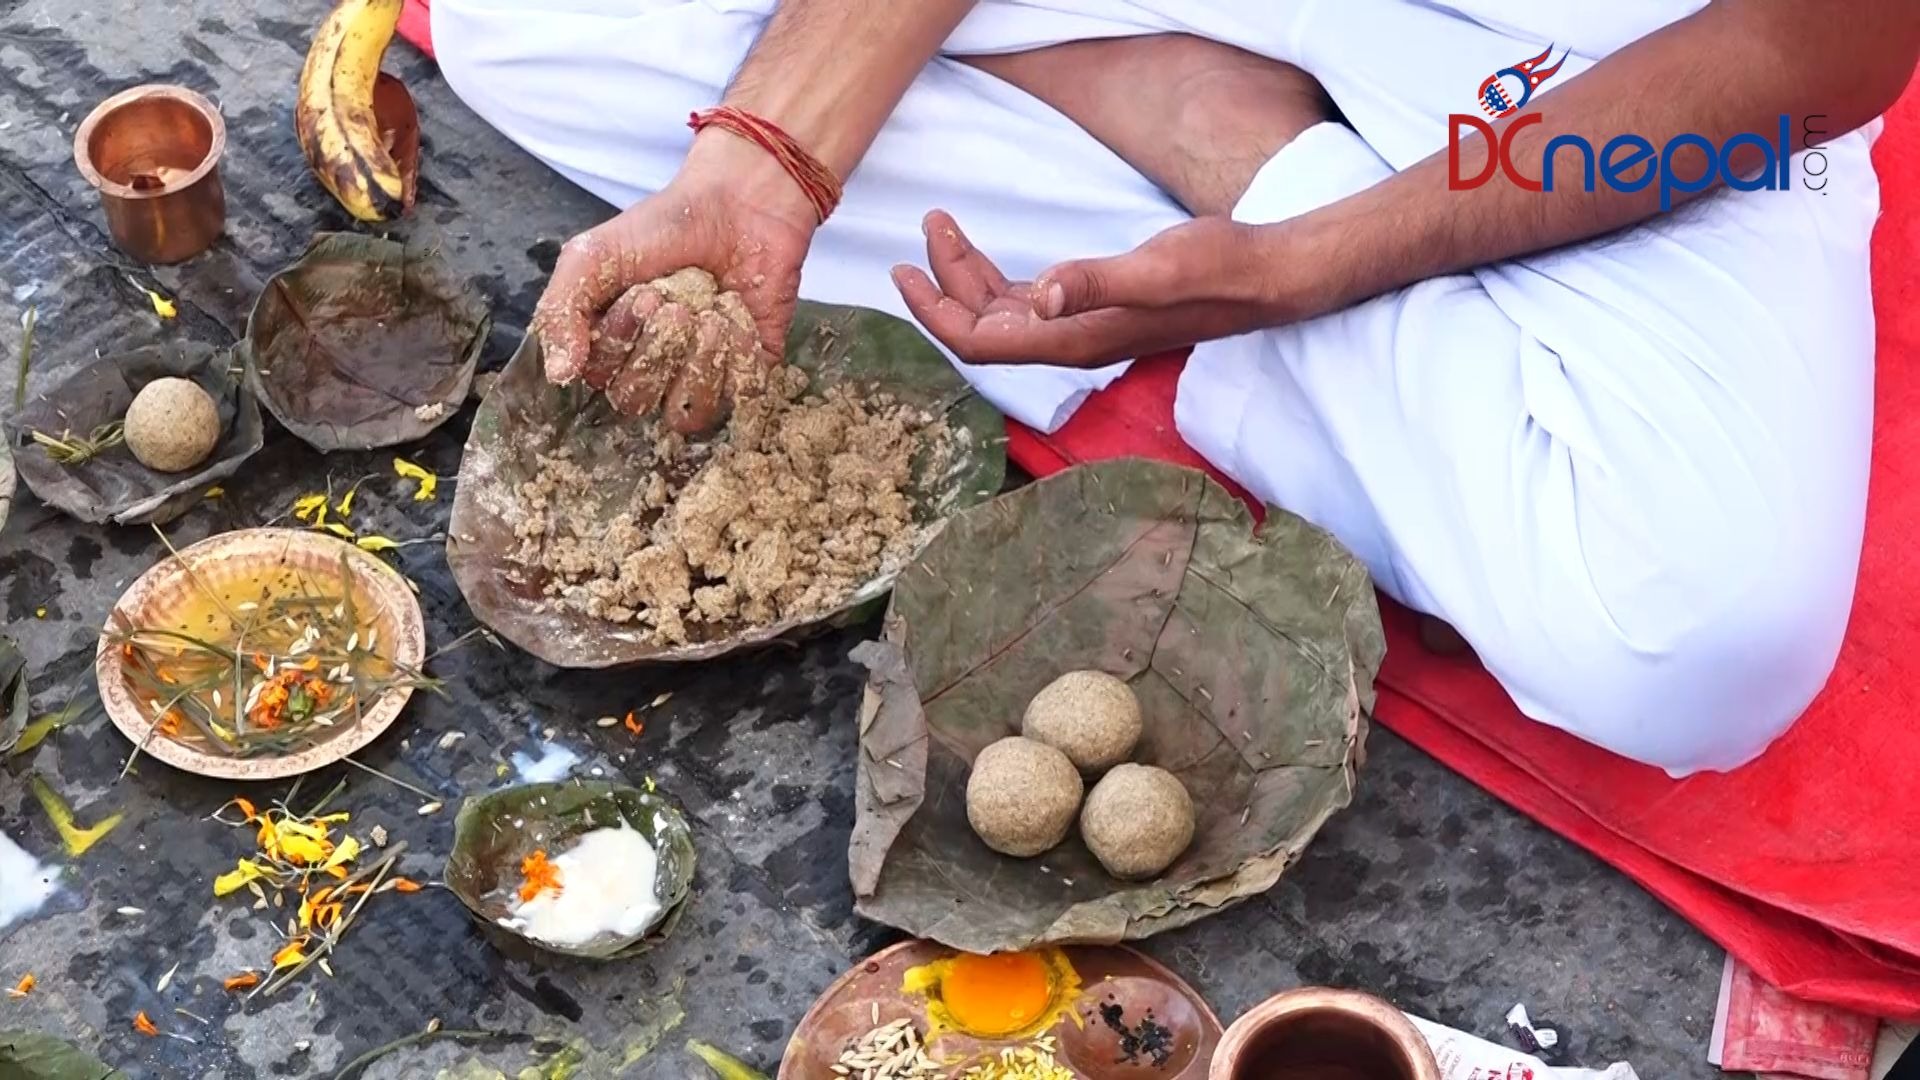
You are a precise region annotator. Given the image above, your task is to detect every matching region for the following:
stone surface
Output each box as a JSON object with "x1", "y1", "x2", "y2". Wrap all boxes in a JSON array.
[{"x1": 0, "y1": 3, "x2": 1725, "y2": 1076}]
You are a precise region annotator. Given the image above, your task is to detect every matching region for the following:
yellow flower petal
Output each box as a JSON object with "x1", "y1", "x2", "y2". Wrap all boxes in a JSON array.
[
  {"x1": 321, "y1": 835, "x2": 361, "y2": 871},
  {"x1": 319, "y1": 522, "x2": 355, "y2": 539},
  {"x1": 204, "y1": 486, "x2": 225, "y2": 500},
  {"x1": 276, "y1": 833, "x2": 330, "y2": 866},
  {"x1": 355, "y1": 535, "x2": 399, "y2": 553},
  {"x1": 271, "y1": 940, "x2": 307, "y2": 969},
  {"x1": 214, "y1": 859, "x2": 266, "y2": 897},
  {"x1": 335, "y1": 482, "x2": 361, "y2": 518},
  {"x1": 292, "y1": 494, "x2": 329, "y2": 524},
  {"x1": 143, "y1": 289, "x2": 176, "y2": 319},
  {"x1": 393, "y1": 458, "x2": 438, "y2": 502}
]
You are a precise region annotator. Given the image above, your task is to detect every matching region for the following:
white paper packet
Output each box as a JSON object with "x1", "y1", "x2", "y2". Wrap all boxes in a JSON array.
[{"x1": 1408, "y1": 1014, "x2": 1641, "y2": 1080}]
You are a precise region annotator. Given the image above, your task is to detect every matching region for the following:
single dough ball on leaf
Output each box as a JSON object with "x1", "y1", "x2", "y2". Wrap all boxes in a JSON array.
[
  {"x1": 967, "y1": 736, "x2": 1084, "y2": 858},
  {"x1": 1022, "y1": 670, "x2": 1142, "y2": 772},
  {"x1": 125, "y1": 377, "x2": 220, "y2": 473},
  {"x1": 1081, "y1": 764, "x2": 1195, "y2": 881}
]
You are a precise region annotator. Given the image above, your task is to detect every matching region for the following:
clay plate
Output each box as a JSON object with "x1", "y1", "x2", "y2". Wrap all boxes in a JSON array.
[
  {"x1": 94, "y1": 528, "x2": 426, "y2": 780},
  {"x1": 781, "y1": 941, "x2": 1222, "y2": 1079}
]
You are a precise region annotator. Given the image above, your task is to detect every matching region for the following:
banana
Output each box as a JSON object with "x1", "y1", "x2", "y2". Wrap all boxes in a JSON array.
[{"x1": 295, "y1": 0, "x2": 409, "y2": 222}]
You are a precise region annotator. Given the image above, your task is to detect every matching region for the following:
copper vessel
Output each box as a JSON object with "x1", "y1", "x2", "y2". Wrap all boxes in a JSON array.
[
  {"x1": 74, "y1": 85, "x2": 227, "y2": 264},
  {"x1": 1210, "y1": 988, "x2": 1442, "y2": 1080}
]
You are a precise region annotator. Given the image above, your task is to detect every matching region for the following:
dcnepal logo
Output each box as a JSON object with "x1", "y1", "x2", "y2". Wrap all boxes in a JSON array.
[
  {"x1": 1477, "y1": 43, "x2": 1567, "y2": 119},
  {"x1": 1450, "y1": 45, "x2": 1826, "y2": 211}
]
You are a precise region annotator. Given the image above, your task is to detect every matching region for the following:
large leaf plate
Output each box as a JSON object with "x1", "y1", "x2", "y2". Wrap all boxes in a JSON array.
[
  {"x1": 849, "y1": 459, "x2": 1385, "y2": 953},
  {"x1": 242, "y1": 232, "x2": 488, "y2": 452},
  {"x1": 446, "y1": 302, "x2": 1006, "y2": 667}
]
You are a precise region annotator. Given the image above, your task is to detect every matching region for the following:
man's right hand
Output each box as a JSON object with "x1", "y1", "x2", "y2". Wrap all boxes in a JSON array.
[{"x1": 533, "y1": 133, "x2": 818, "y2": 425}]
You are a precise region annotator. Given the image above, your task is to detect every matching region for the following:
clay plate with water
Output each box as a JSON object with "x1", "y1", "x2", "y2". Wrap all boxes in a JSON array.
[
  {"x1": 94, "y1": 528, "x2": 426, "y2": 780},
  {"x1": 781, "y1": 941, "x2": 1222, "y2": 1079}
]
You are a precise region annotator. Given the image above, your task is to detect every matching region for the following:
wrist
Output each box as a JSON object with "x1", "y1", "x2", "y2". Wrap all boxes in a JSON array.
[
  {"x1": 1245, "y1": 216, "x2": 1348, "y2": 322},
  {"x1": 681, "y1": 129, "x2": 821, "y2": 233}
]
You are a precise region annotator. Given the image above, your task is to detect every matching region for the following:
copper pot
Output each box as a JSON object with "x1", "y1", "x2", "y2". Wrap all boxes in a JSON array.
[
  {"x1": 1210, "y1": 988, "x2": 1441, "y2": 1080},
  {"x1": 73, "y1": 85, "x2": 227, "y2": 264}
]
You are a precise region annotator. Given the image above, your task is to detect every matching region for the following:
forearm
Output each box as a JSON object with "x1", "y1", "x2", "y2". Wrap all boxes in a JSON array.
[
  {"x1": 1271, "y1": 0, "x2": 1920, "y2": 320},
  {"x1": 716, "y1": 0, "x2": 979, "y2": 178}
]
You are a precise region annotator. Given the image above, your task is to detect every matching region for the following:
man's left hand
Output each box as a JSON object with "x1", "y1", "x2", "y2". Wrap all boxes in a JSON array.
[{"x1": 892, "y1": 210, "x2": 1292, "y2": 368}]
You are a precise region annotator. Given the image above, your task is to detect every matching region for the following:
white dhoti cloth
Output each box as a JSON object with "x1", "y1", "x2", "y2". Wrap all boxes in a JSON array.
[{"x1": 433, "y1": 0, "x2": 1879, "y2": 775}]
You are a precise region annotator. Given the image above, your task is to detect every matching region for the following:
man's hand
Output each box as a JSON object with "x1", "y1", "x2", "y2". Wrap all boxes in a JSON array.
[
  {"x1": 533, "y1": 135, "x2": 815, "y2": 422},
  {"x1": 533, "y1": 0, "x2": 982, "y2": 427},
  {"x1": 902, "y1": 1, "x2": 1918, "y2": 371},
  {"x1": 892, "y1": 211, "x2": 1295, "y2": 368}
]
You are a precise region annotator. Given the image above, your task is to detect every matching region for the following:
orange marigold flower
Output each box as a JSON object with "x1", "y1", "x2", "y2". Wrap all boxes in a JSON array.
[
  {"x1": 223, "y1": 971, "x2": 260, "y2": 992},
  {"x1": 133, "y1": 1011, "x2": 159, "y2": 1037},
  {"x1": 518, "y1": 849, "x2": 563, "y2": 903}
]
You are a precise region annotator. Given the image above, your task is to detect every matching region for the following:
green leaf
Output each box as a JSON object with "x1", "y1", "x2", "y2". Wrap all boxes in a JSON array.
[
  {"x1": 0, "y1": 1030, "x2": 128, "y2": 1080},
  {"x1": 848, "y1": 459, "x2": 1386, "y2": 953},
  {"x1": 0, "y1": 637, "x2": 27, "y2": 755}
]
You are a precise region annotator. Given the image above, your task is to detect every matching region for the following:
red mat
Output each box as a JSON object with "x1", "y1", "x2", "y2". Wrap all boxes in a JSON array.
[{"x1": 404, "y1": 6, "x2": 1920, "y2": 1016}]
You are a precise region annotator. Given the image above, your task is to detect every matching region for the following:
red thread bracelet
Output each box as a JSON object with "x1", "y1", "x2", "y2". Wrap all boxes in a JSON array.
[{"x1": 688, "y1": 106, "x2": 844, "y2": 225}]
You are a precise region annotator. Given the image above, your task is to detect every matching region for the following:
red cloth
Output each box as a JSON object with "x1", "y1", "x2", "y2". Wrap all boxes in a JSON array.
[
  {"x1": 403, "y1": 4, "x2": 1920, "y2": 1016},
  {"x1": 400, "y1": 0, "x2": 433, "y2": 57}
]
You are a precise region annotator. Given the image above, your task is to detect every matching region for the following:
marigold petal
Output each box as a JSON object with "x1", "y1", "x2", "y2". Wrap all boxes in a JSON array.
[
  {"x1": 223, "y1": 971, "x2": 260, "y2": 992},
  {"x1": 214, "y1": 859, "x2": 266, "y2": 897},
  {"x1": 394, "y1": 458, "x2": 439, "y2": 502},
  {"x1": 291, "y1": 494, "x2": 328, "y2": 523},
  {"x1": 9, "y1": 973, "x2": 34, "y2": 996},
  {"x1": 271, "y1": 940, "x2": 307, "y2": 969},
  {"x1": 390, "y1": 877, "x2": 423, "y2": 893},
  {"x1": 355, "y1": 535, "x2": 400, "y2": 553},
  {"x1": 133, "y1": 1011, "x2": 159, "y2": 1036},
  {"x1": 277, "y1": 833, "x2": 330, "y2": 865},
  {"x1": 322, "y1": 836, "x2": 362, "y2": 871}
]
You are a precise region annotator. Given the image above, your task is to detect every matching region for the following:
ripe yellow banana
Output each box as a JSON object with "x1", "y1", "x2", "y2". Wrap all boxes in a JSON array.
[{"x1": 296, "y1": 0, "x2": 409, "y2": 222}]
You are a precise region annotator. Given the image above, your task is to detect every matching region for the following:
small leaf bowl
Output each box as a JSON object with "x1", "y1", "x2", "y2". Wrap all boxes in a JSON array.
[{"x1": 444, "y1": 780, "x2": 696, "y2": 960}]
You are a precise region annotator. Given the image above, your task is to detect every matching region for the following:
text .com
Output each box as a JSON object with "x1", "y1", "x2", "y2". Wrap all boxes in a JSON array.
[{"x1": 1447, "y1": 114, "x2": 1834, "y2": 211}]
